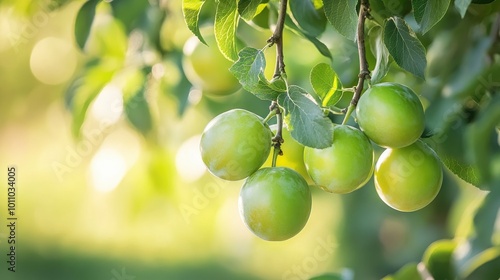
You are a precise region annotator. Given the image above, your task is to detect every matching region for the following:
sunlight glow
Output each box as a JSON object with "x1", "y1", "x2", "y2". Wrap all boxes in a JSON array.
[
  {"x1": 89, "y1": 148, "x2": 127, "y2": 193},
  {"x1": 90, "y1": 85, "x2": 123, "y2": 124},
  {"x1": 175, "y1": 135, "x2": 206, "y2": 182}
]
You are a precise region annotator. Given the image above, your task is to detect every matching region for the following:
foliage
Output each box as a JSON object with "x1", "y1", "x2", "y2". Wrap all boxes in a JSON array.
[{"x1": 65, "y1": 0, "x2": 500, "y2": 278}]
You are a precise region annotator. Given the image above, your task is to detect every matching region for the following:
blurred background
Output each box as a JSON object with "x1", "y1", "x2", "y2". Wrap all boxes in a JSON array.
[{"x1": 0, "y1": 0, "x2": 498, "y2": 279}]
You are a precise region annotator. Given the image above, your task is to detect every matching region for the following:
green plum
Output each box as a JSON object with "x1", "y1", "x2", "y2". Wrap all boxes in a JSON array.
[
  {"x1": 356, "y1": 82, "x2": 425, "y2": 148},
  {"x1": 200, "y1": 109, "x2": 272, "y2": 181},
  {"x1": 183, "y1": 35, "x2": 240, "y2": 95},
  {"x1": 239, "y1": 167, "x2": 312, "y2": 241},
  {"x1": 304, "y1": 125, "x2": 374, "y2": 194},
  {"x1": 374, "y1": 140, "x2": 443, "y2": 212}
]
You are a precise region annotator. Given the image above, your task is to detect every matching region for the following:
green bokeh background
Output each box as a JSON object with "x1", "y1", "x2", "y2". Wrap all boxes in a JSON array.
[{"x1": 0, "y1": 1, "x2": 498, "y2": 280}]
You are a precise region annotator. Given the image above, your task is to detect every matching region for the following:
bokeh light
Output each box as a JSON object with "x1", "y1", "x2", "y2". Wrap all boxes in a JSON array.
[{"x1": 30, "y1": 36, "x2": 77, "y2": 85}]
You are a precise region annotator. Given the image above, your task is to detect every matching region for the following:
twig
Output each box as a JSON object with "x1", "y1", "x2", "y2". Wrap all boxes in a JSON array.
[
  {"x1": 342, "y1": 0, "x2": 371, "y2": 124},
  {"x1": 267, "y1": 0, "x2": 287, "y2": 78}
]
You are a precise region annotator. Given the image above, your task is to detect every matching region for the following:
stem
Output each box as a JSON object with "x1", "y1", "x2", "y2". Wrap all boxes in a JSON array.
[
  {"x1": 343, "y1": 0, "x2": 371, "y2": 124},
  {"x1": 269, "y1": 101, "x2": 284, "y2": 168},
  {"x1": 267, "y1": 0, "x2": 287, "y2": 167},
  {"x1": 267, "y1": 0, "x2": 287, "y2": 78},
  {"x1": 262, "y1": 109, "x2": 277, "y2": 124}
]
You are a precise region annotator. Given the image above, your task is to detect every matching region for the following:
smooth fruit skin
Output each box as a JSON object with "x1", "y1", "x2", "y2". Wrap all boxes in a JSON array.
[
  {"x1": 374, "y1": 140, "x2": 443, "y2": 212},
  {"x1": 200, "y1": 109, "x2": 272, "y2": 181},
  {"x1": 239, "y1": 167, "x2": 312, "y2": 241},
  {"x1": 304, "y1": 125, "x2": 374, "y2": 194},
  {"x1": 356, "y1": 82, "x2": 425, "y2": 148},
  {"x1": 183, "y1": 35, "x2": 240, "y2": 95}
]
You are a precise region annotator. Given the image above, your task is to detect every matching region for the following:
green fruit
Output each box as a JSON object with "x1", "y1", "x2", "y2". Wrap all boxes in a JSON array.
[
  {"x1": 422, "y1": 240, "x2": 457, "y2": 280},
  {"x1": 304, "y1": 125, "x2": 374, "y2": 194},
  {"x1": 374, "y1": 140, "x2": 443, "y2": 212},
  {"x1": 263, "y1": 125, "x2": 311, "y2": 182},
  {"x1": 183, "y1": 35, "x2": 240, "y2": 95},
  {"x1": 239, "y1": 167, "x2": 312, "y2": 241},
  {"x1": 200, "y1": 109, "x2": 272, "y2": 181},
  {"x1": 356, "y1": 82, "x2": 425, "y2": 148}
]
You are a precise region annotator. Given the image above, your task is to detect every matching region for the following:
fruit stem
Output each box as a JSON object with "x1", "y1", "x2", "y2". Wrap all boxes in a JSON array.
[
  {"x1": 262, "y1": 109, "x2": 277, "y2": 124},
  {"x1": 344, "y1": 0, "x2": 371, "y2": 123},
  {"x1": 342, "y1": 104, "x2": 355, "y2": 125},
  {"x1": 267, "y1": 0, "x2": 287, "y2": 78},
  {"x1": 269, "y1": 101, "x2": 284, "y2": 167}
]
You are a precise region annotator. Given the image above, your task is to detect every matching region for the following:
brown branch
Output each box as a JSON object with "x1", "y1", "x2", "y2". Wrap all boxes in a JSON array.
[
  {"x1": 351, "y1": 0, "x2": 371, "y2": 107},
  {"x1": 267, "y1": 0, "x2": 287, "y2": 78}
]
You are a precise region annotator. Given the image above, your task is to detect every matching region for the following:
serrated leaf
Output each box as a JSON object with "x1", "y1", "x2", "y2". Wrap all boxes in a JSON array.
[
  {"x1": 310, "y1": 63, "x2": 343, "y2": 107},
  {"x1": 229, "y1": 47, "x2": 284, "y2": 100},
  {"x1": 74, "y1": 0, "x2": 99, "y2": 50},
  {"x1": 215, "y1": 0, "x2": 240, "y2": 61},
  {"x1": 277, "y1": 85, "x2": 334, "y2": 148},
  {"x1": 284, "y1": 15, "x2": 332, "y2": 60},
  {"x1": 66, "y1": 61, "x2": 118, "y2": 137},
  {"x1": 455, "y1": 0, "x2": 473, "y2": 18},
  {"x1": 384, "y1": 17, "x2": 427, "y2": 79},
  {"x1": 369, "y1": 26, "x2": 390, "y2": 84},
  {"x1": 412, "y1": 0, "x2": 451, "y2": 34},
  {"x1": 111, "y1": 0, "x2": 150, "y2": 33},
  {"x1": 238, "y1": 0, "x2": 261, "y2": 20},
  {"x1": 322, "y1": 0, "x2": 358, "y2": 41},
  {"x1": 183, "y1": 0, "x2": 207, "y2": 45},
  {"x1": 290, "y1": 0, "x2": 326, "y2": 37}
]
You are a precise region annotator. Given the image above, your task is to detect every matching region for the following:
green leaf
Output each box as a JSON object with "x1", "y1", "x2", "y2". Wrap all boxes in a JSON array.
[
  {"x1": 455, "y1": 0, "x2": 473, "y2": 18},
  {"x1": 123, "y1": 69, "x2": 153, "y2": 135},
  {"x1": 454, "y1": 189, "x2": 500, "y2": 278},
  {"x1": 74, "y1": 0, "x2": 99, "y2": 50},
  {"x1": 369, "y1": 26, "x2": 390, "y2": 84},
  {"x1": 384, "y1": 17, "x2": 427, "y2": 79},
  {"x1": 309, "y1": 273, "x2": 344, "y2": 280},
  {"x1": 215, "y1": 0, "x2": 240, "y2": 61},
  {"x1": 310, "y1": 63, "x2": 343, "y2": 107},
  {"x1": 422, "y1": 240, "x2": 457, "y2": 280},
  {"x1": 412, "y1": 0, "x2": 451, "y2": 34},
  {"x1": 169, "y1": 52, "x2": 193, "y2": 116},
  {"x1": 322, "y1": 0, "x2": 358, "y2": 40},
  {"x1": 229, "y1": 47, "x2": 285, "y2": 101},
  {"x1": 90, "y1": 17, "x2": 128, "y2": 59},
  {"x1": 382, "y1": 263, "x2": 423, "y2": 280},
  {"x1": 66, "y1": 61, "x2": 118, "y2": 138},
  {"x1": 238, "y1": 0, "x2": 261, "y2": 20},
  {"x1": 290, "y1": 0, "x2": 326, "y2": 37},
  {"x1": 423, "y1": 106, "x2": 481, "y2": 187},
  {"x1": 277, "y1": 85, "x2": 334, "y2": 149},
  {"x1": 110, "y1": 0, "x2": 150, "y2": 33},
  {"x1": 466, "y1": 95, "x2": 500, "y2": 188},
  {"x1": 284, "y1": 15, "x2": 332, "y2": 60},
  {"x1": 183, "y1": 0, "x2": 207, "y2": 45},
  {"x1": 250, "y1": 4, "x2": 270, "y2": 29}
]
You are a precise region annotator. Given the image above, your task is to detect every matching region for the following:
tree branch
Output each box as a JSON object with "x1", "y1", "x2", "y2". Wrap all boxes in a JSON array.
[
  {"x1": 342, "y1": 0, "x2": 371, "y2": 125},
  {"x1": 352, "y1": 0, "x2": 371, "y2": 107},
  {"x1": 267, "y1": 0, "x2": 287, "y2": 78}
]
